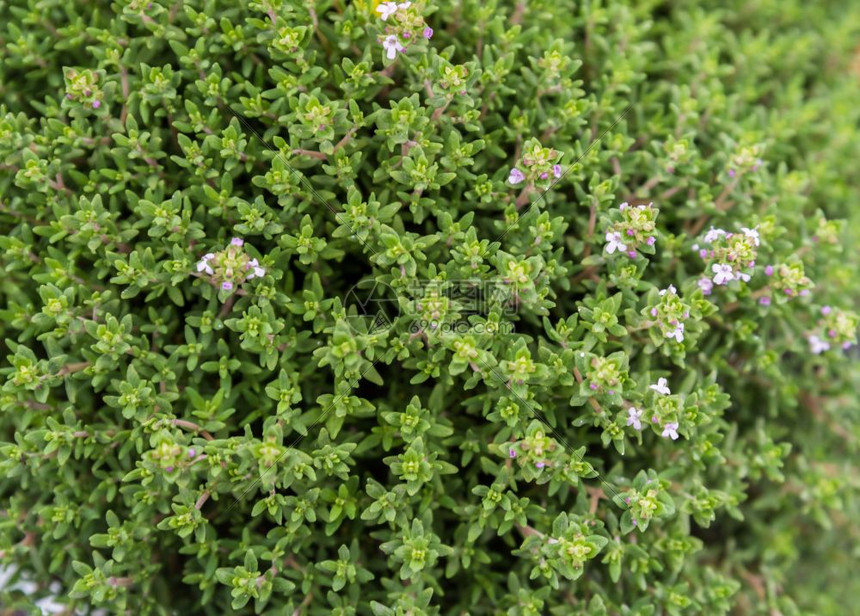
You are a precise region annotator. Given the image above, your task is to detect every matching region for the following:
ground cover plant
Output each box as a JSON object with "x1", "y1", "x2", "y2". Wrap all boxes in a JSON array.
[{"x1": 1, "y1": 0, "x2": 860, "y2": 614}]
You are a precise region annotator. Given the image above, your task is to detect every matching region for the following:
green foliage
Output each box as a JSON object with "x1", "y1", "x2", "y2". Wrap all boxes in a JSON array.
[{"x1": 1, "y1": 0, "x2": 860, "y2": 614}]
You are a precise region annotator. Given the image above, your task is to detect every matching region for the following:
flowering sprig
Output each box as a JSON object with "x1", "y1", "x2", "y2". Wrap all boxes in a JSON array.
[
  {"x1": 768, "y1": 261, "x2": 814, "y2": 299},
  {"x1": 614, "y1": 471, "x2": 676, "y2": 533},
  {"x1": 194, "y1": 237, "x2": 266, "y2": 293},
  {"x1": 726, "y1": 144, "x2": 765, "y2": 178},
  {"x1": 375, "y1": 1, "x2": 433, "y2": 60},
  {"x1": 806, "y1": 306, "x2": 859, "y2": 354},
  {"x1": 642, "y1": 285, "x2": 691, "y2": 344},
  {"x1": 507, "y1": 138, "x2": 563, "y2": 188},
  {"x1": 603, "y1": 202, "x2": 659, "y2": 259},
  {"x1": 63, "y1": 67, "x2": 104, "y2": 109},
  {"x1": 694, "y1": 225, "x2": 760, "y2": 289}
]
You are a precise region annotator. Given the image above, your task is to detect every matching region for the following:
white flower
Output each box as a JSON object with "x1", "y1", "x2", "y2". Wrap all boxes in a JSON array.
[
  {"x1": 697, "y1": 277, "x2": 714, "y2": 295},
  {"x1": 808, "y1": 335, "x2": 831, "y2": 355},
  {"x1": 650, "y1": 378, "x2": 671, "y2": 396},
  {"x1": 196, "y1": 253, "x2": 214, "y2": 275},
  {"x1": 661, "y1": 422, "x2": 679, "y2": 440},
  {"x1": 703, "y1": 227, "x2": 727, "y2": 244},
  {"x1": 741, "y1": 226, "x2": 760, "y2": 246},
  {"x1": 626, "y1": 407, "x2": 643, "y2": 430},
  {"x1": 398, "y1": 1, "x2": 412, "y2": 8},
  {"x1": 666, "y1": 322, "x2": 685, "y2": 343},
  {"x1": 604, "y1": 231, "x2": 627, "y2": 255},
  {"x1": 736, "y1": 271, "x2": 751, "y2": 283},
  {"x1": 382, "y1": 35, "x2": 405, "y2": 59},
  {"x1": 376, "y1": 1, "x2": 399, "y2": 20},
  {"x1": 619, "y1": 202, "x2": 629, "y2": 210},
  {"x1": 712, "y1": 263, "x2": 734, "y2": 285},
  {"x1": 246, "y1": 258, "x2": 266, "y2": 279},
  {"x1": 659, "y1": 285, "x2": 677, "y2": 296}
]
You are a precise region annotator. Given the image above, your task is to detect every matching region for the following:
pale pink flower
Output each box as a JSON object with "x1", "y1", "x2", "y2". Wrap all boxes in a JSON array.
[
  {"x1": 230, "y1": 237, "x2": 244, "y2": 247},
  {"x1": 605, "y1": 231, "x2": 627, "y2": 255},
  {"x1": 662, "y1": 422, "x2": 679, "y2": 440},
  {"x1": 382, "y1": 35, "x2": 405, "y2": 59},
  {"x1": 626, "y1": 407, "x2": 643, "y2": 430},
  {"x1": 712, "y1": 263, "x2": 734, "y2": 285},
  {"x1": 698, "y1": 277, "x2": 714, "y2": 295},
  {"x1": 508, "y1": 168, "x2": 525, "y2": 185},
  {"x1": 196, "y1": 253, "x2": 214, "y2": 275},
  {"x1": 649, "y1": 378, "x2": 671, "y2": 396},
  {"x1": 808, "y1": 335, "x2": 830, "y2": 354},
  {"x1": 552, "y1": 164, "x2": 562, "y2": 178},
  {"x1": 666, "y1": 322, "x2": 685, "y2": 343},
  {"x1": 376, "y1": 1, "x2": 398, "y2": 19},
  {"x1": 245, "y1": 258, "x2": 266, "y2": 279}
]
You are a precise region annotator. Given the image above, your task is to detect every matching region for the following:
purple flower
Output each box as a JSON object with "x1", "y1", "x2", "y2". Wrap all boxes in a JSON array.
[
  {"x1": 627, "y1": 250, "x2": 637, "y2": 259},
  {"x1": 626, "y1": 407, "x2": 643, "y2": 430},
  {"x1": 535, "y1": 461, "x2": 545, "y2": 469},
  {"x1": 230, "y1": 237, "x2": 244, "y2": 247},
  {"x1": 821, "y1": 306, "x2": 832, "y2": 315},
  {"x1": 402, "y1": 31, "x2": 411, "y2": 39},
  {"x1": 508, "y1": 448, "x2": 516, "y2": 458},
  {"x1": 508, "y1": 167, "x2": 525, "y2": 185},
  {"x1": 646, "y1": 236, "x2": 656, "y2": 245},
  {"x1": 539, "y1": 172, "x2": 548, "y2": 179},
  {"x1": 552, "y1": 164, "x2": 562, "y2": 178},
  {"x1": 728, "y1": 168, "x2": 736, "y2": 178},
  {"x1": 92, "y1": 100, "x2": 101, "y2": 109},
  {"x1": 843, "y1": 342, "x2": 853, "y2": 350},
  {"x1": 626, "y1": 229, "x2": 635, "y2": 236},
  {"x1": 661, "y1": 422, "x2": 679, "y2": 440},
  {"x1": 589, "y1": 383, "x2": 598, "y2": 390},
  {"x1": 759, "y1": 297, "x2": 771, "y2": 306},
  {"x1": 165, "y1": 466, "x2": 174, "y2": 472},
  {"x1": 828, "y1": 329, "x2": 837, "y2": 338},
  {"x1": 188, "y1": 449, "x2": 196, "y2": 458},
  {"x1": 650, "y1": 307, "x2": 658, "y2": 317},
  {"x1": 423, "y1": 27, "x2": 434, "y2": 39},
  {"x1": 66, "y1": 93, "x2": 72, "y2": 100},
  {"x1": 765, "y1": 265, "x2": 774, "y2": 276},
  {"x1": 221, "y1": 281, "x2": 233, "y2": 291}
]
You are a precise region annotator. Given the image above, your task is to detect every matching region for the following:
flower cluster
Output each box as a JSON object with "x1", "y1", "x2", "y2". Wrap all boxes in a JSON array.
[
  {"x1": 376, "y1": 1, "x2": 433, "y2": 60},
  {"x1": 644, "y1": 285, "x2": 691, "y2": 343},
  {"x1": 63, "y1": 67, "x2": 103, "y2": 109},
  {"x1": 507, "y1": 139, "x2": 563, "y2": 187},
  {"x1": 767, "y1": 261, "x2": 814, "y2": 300},
  {"x1": 694, "y1": 225, "x2": 760, "y2": 292},
  {"x1": 649, "y1": 378, "x2": 682, "y2": 440},
  {"x1": 604, "y1": 202, "x2": 659, "y2": 259},
  {"x1": 807, "y1": 306, "x2": 859, "y2": 354},
  {"x1": 195, "y1": 237, "x2": 266, "y2": 292},
  {"x1": 726, "y1": 144, "x2": 765, "y2": 178}
]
